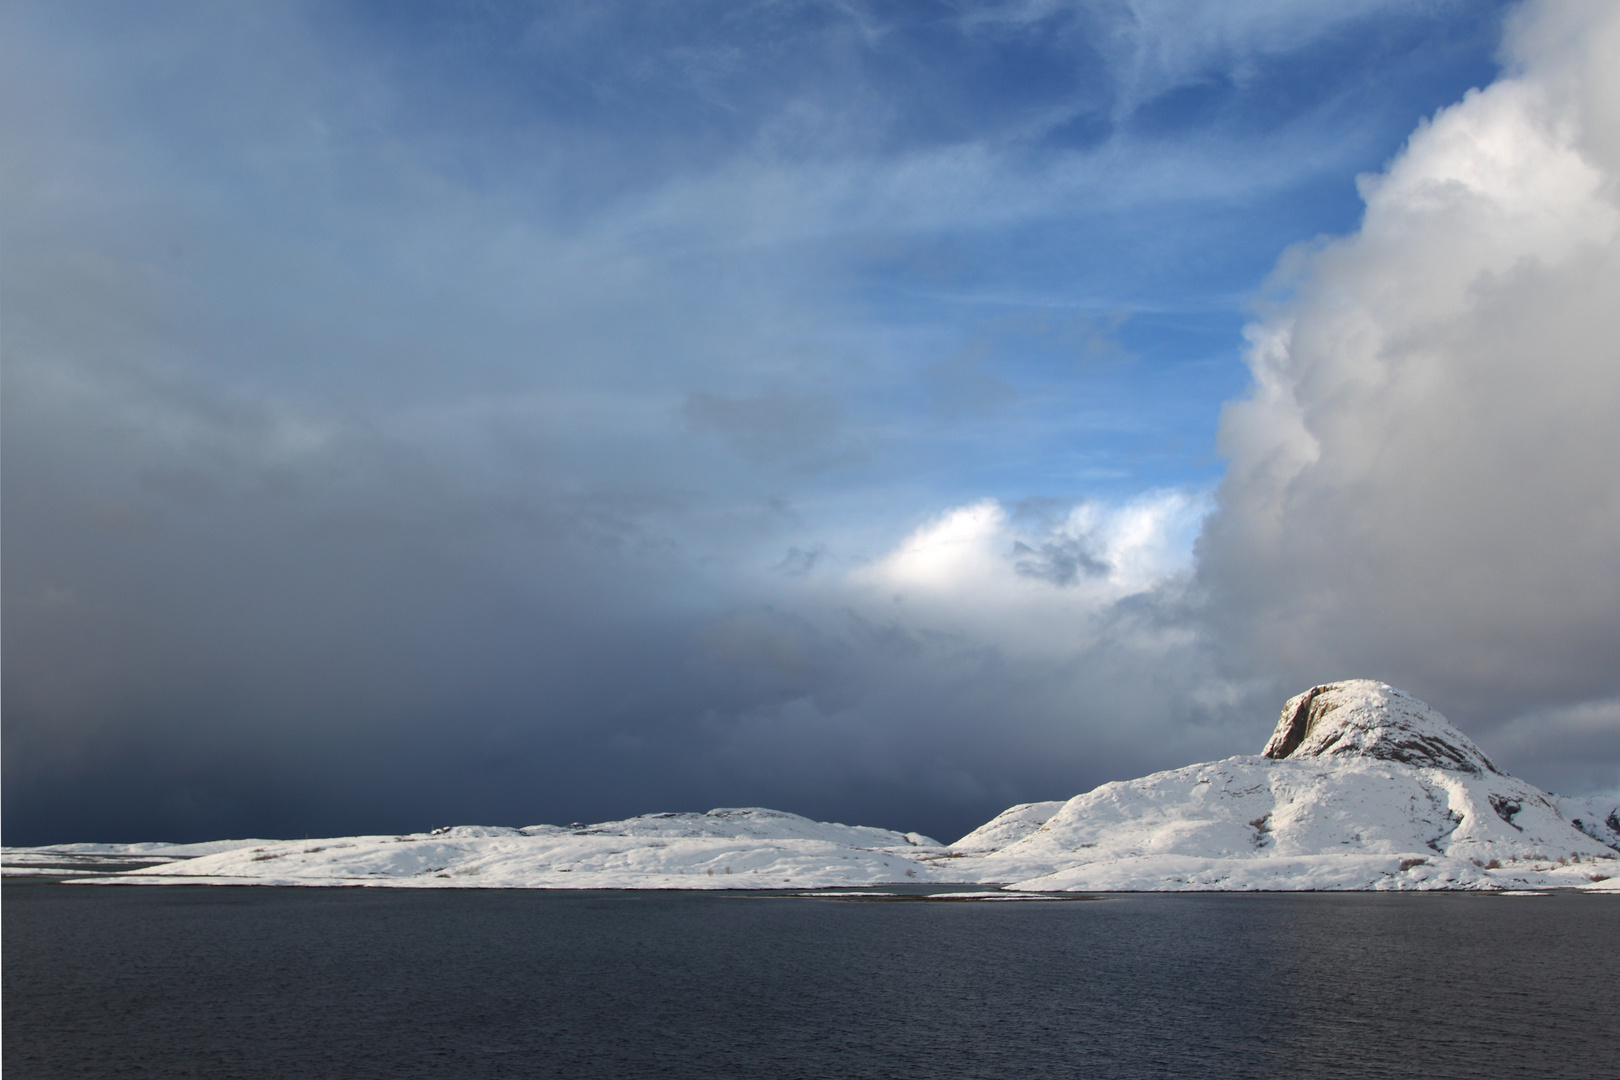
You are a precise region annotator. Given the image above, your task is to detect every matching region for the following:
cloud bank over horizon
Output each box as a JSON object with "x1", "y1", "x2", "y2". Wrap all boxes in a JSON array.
[{"x1": 5, "y1": 0, "x2": 1615, "y2": 846}]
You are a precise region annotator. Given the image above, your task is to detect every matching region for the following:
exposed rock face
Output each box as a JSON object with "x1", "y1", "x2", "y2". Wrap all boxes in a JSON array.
[{"x1": 1261, "y1": 680, "x2": 1498, "y2": 775}]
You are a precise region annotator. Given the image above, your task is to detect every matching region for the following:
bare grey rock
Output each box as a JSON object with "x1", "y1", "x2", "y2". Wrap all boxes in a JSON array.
[{"x1": 1261, "y1": 680, "x2": 1499, "y2": 775}]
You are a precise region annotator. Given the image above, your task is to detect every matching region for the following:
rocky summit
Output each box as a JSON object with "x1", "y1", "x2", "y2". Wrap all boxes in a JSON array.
[{"x1": 1261, "y1": 680, "x2": 1499, "y2": 775}]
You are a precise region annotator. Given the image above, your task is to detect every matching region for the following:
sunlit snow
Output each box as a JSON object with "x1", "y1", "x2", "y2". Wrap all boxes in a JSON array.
[{"x1": 7, "y1": 682, "x2": 1617, "y2": 892}]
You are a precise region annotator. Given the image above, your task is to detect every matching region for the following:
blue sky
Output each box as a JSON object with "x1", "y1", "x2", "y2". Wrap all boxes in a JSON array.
[{"x1": 10, "y1": 0, "x2": 1619, "y2": 845}]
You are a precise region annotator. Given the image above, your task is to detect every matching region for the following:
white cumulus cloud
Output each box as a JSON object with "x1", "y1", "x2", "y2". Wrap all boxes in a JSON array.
[
  {"x1": 845, "y1": 490, "x2": 1207, "y2": 661},
  {"x1": 1199, "y1": 0, "x2": 1620, "y2": 790}
]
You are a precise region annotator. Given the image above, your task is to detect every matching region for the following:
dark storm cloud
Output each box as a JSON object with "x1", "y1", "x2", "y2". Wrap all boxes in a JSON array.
[{"x1": 4, "y1": 0, "x2": 1559, "y2": 847}]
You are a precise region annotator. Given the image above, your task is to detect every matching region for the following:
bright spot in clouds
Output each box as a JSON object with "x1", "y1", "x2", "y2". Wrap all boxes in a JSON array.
[{"x1": 861, "y1": 491, "x2": 1205, "y2": 602}]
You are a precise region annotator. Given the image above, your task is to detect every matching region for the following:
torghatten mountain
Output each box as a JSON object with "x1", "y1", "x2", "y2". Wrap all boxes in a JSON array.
[{"x1": 947, "y1": 681, "x2": 1618, "y2": 891}]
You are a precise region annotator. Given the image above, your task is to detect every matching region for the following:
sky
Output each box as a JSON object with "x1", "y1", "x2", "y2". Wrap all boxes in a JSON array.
[{"x1": 5, "y1": 0, "x2": 1617, "y2": 846}]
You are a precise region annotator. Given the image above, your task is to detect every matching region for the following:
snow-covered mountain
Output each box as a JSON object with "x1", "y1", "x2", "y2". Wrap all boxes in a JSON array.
[
  {"x1": 6, "y1": 681, "x2": 1617, "y2": 891},
  {"x1": 948, "y1": 681, "x2": 1620, "y2": 891}
]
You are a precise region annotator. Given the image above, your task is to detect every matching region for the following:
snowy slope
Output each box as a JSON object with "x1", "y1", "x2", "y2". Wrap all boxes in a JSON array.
[
  {"x1": 6, "y1": 682, "x2": 1616, "y2": 891},
  {"x1": 0, "y1": 838, "x2": 275, "y2": 875},
  {"x1": 80, "y1": 808, "x2": 949, "y2": 889},
  {"x1": 947, "y1": 801, "x2": 1067, "y2": 853}
]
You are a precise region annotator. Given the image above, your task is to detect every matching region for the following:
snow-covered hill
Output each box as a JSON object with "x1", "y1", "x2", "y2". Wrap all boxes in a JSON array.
[
  {"x1": 5, "y1": 682, "x2": 1617, "y2": 891},
  {"x1": 951, "y1": 682, "x2": 1619, "y2": 891},
  {"x1": 0, "y1": 838, "x2": 273, "y2": 876},
  {"x1": 23, "y1": 808, "x2": 949, "y2": 890}
]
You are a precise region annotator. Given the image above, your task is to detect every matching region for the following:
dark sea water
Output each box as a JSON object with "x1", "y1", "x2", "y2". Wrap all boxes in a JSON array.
[{"x1": 5, "y1": 881, "x2": 1618, "y2": 1080}]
